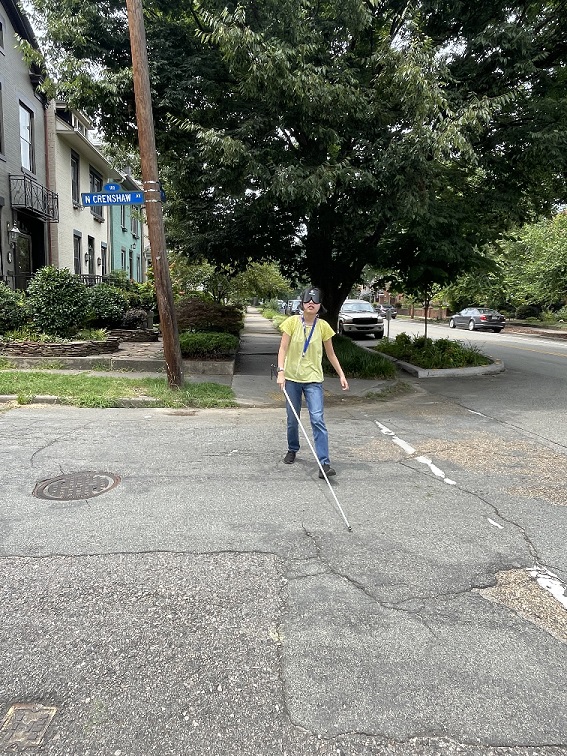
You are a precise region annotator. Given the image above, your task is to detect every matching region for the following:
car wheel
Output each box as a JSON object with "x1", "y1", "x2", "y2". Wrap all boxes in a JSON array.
[
  {"x1": 493, "y1": 328, "x2": 503, "y2": 333},
  {"x1": 338, "y1": 321, "x2": 344, "y2": 335},
  {"x1": 468, "y1": 320, "x2": 475, "y2": 331},
  {"x1": 449, "y1": 318, "x2": 456, "y2": 328},
  {"x1": 375, "y1": 332, "x2": 384, "y2": 340}
]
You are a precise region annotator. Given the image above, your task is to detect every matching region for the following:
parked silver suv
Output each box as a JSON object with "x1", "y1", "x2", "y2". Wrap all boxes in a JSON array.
[{"x1": 338, "y1": 300, "x2": 384, "y2": 338}]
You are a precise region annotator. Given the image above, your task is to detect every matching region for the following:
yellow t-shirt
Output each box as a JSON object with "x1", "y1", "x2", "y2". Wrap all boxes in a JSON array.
[{"x1": 280, "y1": 315, "x2": 335, "y2": 383}]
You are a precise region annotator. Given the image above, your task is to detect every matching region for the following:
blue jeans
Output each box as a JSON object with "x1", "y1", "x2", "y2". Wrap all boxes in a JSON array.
[{"x1": 285, "y1": 381, "x2": 330, "y2": 465}]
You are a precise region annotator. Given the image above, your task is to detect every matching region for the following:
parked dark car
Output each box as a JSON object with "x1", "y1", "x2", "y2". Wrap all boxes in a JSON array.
[
  {"x1": 375, "y1": 303, "x2": 397, "y2": 319},
  {"x1": 338, "y1": 300, "x2": 384, "y2": 338},
  {"x1": 449, "y1": 307, "x2": 506, "y2": 333}
]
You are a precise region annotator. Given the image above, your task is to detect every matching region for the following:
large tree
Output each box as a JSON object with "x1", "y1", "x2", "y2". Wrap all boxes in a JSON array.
[{"x1": 32, "y1": 0, "x2": 567, "y2": 324}]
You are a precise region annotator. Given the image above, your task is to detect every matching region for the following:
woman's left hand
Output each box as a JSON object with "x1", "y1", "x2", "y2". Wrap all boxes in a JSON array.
[{"x1": 340, "y1": 375, "x2": 349, "y2": 391}]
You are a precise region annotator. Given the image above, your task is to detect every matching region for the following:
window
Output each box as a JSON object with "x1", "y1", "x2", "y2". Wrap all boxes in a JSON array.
[
  {"x1": 89, "y1": 167, "x2": 103, "y2": 219},
  {"x1": 120, "y1": 204, "x2": 126, "y2": 229},
  {"x1": 129, "y1": 248, "x2": 134, "y2": 279},
  {"x1": 101, "y1": 243, "x2": 107, "y2": 276},
  {"x1": 130, "y1": 212, "x2": 140, "y2": 238},
  {"x1": 19, "y1": 103, "x2": 35, "y2": 172},
  {"x1": 73, "y1": 233, "x2": 82, "y2": 275},
  {"x1": 121, "y1": 247, "x2": 127, "y2": 271},
  {"x1": 71, "y1": 152, "x2": 80, "y2": 204},
  {"x1": 136, "y1": 256, "x2": 141, "y2": 283}
]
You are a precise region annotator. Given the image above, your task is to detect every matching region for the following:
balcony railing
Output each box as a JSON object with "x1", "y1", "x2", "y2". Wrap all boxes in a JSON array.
[
  {"x1": 9, "y1": 174, "x2": 59, "y2": 222},
  {"x1": 2, "y1": 273, "x2": 108, "y2": 291}
]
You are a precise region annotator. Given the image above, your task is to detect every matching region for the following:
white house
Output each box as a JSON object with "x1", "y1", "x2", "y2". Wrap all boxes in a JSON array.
[{"x1": 46, "y1": 102, "x2": 121, "y2": 281}]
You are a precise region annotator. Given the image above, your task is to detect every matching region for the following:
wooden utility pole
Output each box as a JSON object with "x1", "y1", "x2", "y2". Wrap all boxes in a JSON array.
[{"x1": 125, "y1": 0, "x2": 184, "y2": 388}]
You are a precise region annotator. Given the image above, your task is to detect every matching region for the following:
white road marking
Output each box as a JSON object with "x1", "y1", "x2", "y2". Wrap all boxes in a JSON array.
[
  {"x1": 528, "y1": 566, "x2": 567, "y2": 610},
  {"x1": 374, "y1": 421, "x2": 456, "y2": 484},
  {"x1": 392, "y1": 437, "x2": 416, "y2": 454},
  {"x1": 487, "y1": 518, "x2": 504, "y2": 529},
  {"x1": 415, "y1": 456, "x2": 457, "y2": 485}
]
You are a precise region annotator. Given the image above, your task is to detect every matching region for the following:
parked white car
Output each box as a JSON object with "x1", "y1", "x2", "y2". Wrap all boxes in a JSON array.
[{"x1": 338, "y1": 300, "x2": 384, "y2": 338}]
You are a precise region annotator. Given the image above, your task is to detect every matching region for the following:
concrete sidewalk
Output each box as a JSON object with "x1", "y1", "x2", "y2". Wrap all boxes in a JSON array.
[{"x1": 232, "y1": 308, "x2": 395, "y2": 407}]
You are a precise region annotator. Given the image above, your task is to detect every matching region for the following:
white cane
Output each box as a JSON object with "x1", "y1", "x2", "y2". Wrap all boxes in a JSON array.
[{"x1": 282, "y1": 385, "x2": 352, "y2": 532}]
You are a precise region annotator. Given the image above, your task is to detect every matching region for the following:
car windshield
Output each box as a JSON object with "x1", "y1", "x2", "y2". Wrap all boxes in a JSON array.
[
  {"x1": 342, "y1": 302, "x2": 374, "y2": 312},
  {"x1": 477, "y1": 308, "x2": 496, "y2": 314}
]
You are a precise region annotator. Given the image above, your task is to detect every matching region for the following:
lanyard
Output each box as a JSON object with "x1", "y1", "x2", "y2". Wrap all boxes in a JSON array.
[{"x1": 301, "y1": 314, "x2": 318, "y2": 357}]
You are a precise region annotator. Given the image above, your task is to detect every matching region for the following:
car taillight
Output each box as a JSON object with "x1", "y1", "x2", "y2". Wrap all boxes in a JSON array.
[{"x1": 480, "y1": 315, "x2": 487, "y2": 320}]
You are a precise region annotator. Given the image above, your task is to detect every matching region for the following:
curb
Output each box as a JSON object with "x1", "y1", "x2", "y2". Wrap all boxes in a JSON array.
[
  {"x1": 377, "y1": 353, "x2": 505, "y2": 378},
  {"x1": 0, "y1": 394, "x2": 162, "y2": 407}
]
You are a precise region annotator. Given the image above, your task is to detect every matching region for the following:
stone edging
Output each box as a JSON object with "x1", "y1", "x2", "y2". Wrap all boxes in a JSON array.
[{"x1": 0, "y1": 338, "x2": 120, "y2": 357}]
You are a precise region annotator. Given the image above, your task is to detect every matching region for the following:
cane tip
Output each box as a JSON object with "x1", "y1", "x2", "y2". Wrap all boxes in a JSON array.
[{"x1": 347, "y1": 526, "x2": 353, "y2": 532}]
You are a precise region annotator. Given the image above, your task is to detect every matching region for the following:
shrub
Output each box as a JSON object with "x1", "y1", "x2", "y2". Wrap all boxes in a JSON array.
[
  {"x1": 121, "y1": 308, "x2": 149, "y2": 329},
  {"x1": 375, "y1": 333, "x2": 491, "y2": 369},
  {"x1": 179, "y1": 331, "x2": 239, "y2": 359},
  {"x1": 26, "y1": 267, "x2": 89, "y2": 337},
  {"x1": 515, "y1": 304, "x2": 541, "y2": 320},
  {"x1": 0, "y1": 283, "x2": 26, "y2": 334},
  {"x1": 86, "y1": 284, "x2": 129, "y2": 327},
  {"x1": 175, "y1": 297, "x2": 243, "y2": 336}
]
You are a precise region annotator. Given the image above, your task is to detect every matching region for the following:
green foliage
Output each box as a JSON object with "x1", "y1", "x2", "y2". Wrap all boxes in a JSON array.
[
  {"x1": 1, "y1": 326, "x2": 63, "y2": 343},
  {"x1": 32, "y1": 0, "x2": 567, "y2": 324},
  {"x1": 175, "y1": 297, "x2": 243, "y2": 335},
  {"x1": 444, "y1": 214, "x2": 567, "y2": 313},
  {"x1": 322, "y1": 335, "x2": 397, "y2": 380},
  {"x1": 515, "y1": 305, "x2": 541, "y2": 320},
  {"x1": 26, "y1": 267, "x2": 89, "y2": 337},
  {"x1": 375, "y1": 334, "x2": 491, "y2": 369},
  {"x1": 179, "y1": 331, "x2": 239, "y2": 359},
  {"x1": 0, "y1": 372, "x2": 236, "y2": 408},
  {"x1": 0, "y1": 283, "x2": 26, "y2": 334},
  {"x1": 74, "y1": 329, "x2": 109, "y2": 341},
  {"x1": 86, "y1": 283, "x2": 129, "y2": 327}
]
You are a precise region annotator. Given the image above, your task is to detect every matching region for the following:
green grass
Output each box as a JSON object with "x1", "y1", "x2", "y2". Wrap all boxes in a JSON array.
[
  {"x1": 324, "y1": 335, "x2": 397, "y2": 379},
  {"x1": 374, "y1": 334, "x2": 491, "y2": 369},
  {"x1": 0, "y1": 372, "x2": 236, "y2": 408}
]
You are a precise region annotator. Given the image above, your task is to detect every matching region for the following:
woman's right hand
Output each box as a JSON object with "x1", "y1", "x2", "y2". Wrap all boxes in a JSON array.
[{"x1": 276, "y1": 372, "x2": 285, "y2": 390}]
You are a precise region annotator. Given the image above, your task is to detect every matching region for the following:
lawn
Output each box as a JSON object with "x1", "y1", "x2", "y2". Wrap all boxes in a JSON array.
[{"x1": 0, "y1": 371, "x2": 236, "y2": 408}]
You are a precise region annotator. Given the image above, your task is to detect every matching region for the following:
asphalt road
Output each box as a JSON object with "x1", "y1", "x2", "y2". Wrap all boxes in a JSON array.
[{"x1": 355, "y1": 319, "x2": 567, "y2": 449}]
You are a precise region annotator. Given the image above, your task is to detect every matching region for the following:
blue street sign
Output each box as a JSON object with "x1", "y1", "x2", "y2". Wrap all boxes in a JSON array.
[
  {"x1": 104, "y1": 183, "x2": 121, "y2": 192},
  {"x1": 81, "y1": 191, "x2": 145, "y2": 207}
]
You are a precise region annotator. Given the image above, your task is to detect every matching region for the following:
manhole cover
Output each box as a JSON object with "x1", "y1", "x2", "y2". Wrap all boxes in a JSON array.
[
  {"x1": 0, "y1": 704, "x2": 57, "y2": 748},
  {"x1": 33, "y1": 472, "x2": 120, "y2": 501}
]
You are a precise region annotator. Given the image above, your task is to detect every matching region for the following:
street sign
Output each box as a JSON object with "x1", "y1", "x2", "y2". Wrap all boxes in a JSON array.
[{"x1": 81, "y1": 191, "x2": 145, "y2": 207}]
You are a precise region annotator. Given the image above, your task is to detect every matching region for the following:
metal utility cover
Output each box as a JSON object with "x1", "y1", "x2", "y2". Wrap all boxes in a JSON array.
[
  {"x1": 33, "y1": 471, "x2": 120, "y2": 501},
  {"x1": 0, "y1": 704, "x2": 57, "y2": 748}
]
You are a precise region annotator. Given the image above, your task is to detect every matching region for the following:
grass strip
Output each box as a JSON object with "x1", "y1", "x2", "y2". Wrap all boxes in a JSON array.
[
  {"x1": 324, "y1": 335, "x2": 397, "y2": 379},
  {"x1": 0, "y1": 372, "x2": 236, "y2": 408}
]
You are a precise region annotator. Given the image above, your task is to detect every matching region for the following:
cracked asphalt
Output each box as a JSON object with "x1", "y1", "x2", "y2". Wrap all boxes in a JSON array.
[{"x1": 0, "y1": 388, "x2": 566, "y2": 754}]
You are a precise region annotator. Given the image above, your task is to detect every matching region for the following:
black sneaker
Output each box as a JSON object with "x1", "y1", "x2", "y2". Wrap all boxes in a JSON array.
[
  {"x1": 318, "y1": 463, "x2": 336, "y2": 479},
  {"x1": 283, "y1": 451, "x2": 296, "y2": 464}
]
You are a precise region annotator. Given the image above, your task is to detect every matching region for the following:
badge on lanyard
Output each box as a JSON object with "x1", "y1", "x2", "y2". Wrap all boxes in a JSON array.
[{"x1": 301, "y1": 315, "x2": 318, "y2": 358}]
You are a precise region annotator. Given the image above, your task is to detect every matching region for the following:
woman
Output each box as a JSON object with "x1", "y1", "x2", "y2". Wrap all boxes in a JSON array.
[{"x1": 276, "y1": 286, "x2": 349, "y2": 478}]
